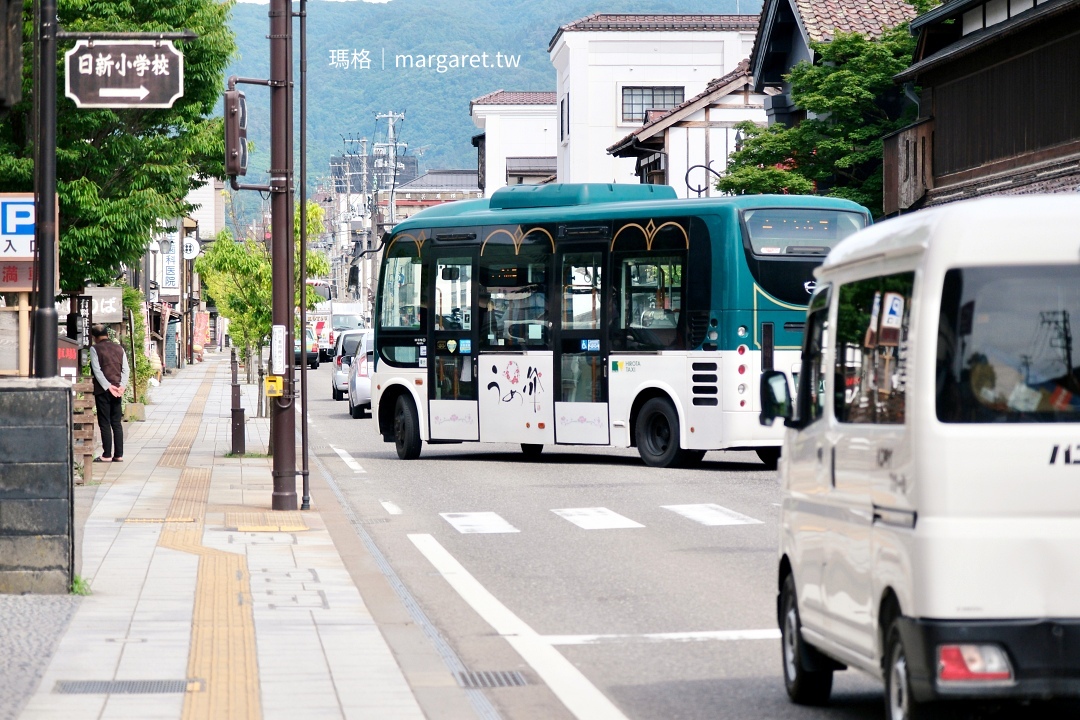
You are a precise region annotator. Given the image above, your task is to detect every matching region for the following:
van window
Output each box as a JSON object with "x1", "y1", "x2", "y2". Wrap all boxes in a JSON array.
[
  {"x1": 834, "y1": 272, "x2": 915, "y2": 424},
  {"x1": 937, "y1": 265, "x2": 1080, "y2": 423},
  {"x1": 795, "y1": 286, "x2": 830, "y2": 425}
]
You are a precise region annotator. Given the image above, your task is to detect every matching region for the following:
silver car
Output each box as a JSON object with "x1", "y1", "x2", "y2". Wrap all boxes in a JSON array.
[
  {"x1": 346, "y1": 330, "x2": 374, "y2": 418},
  {"x1": 331, "y1": 329, "x2": 367, "y2": 401}
]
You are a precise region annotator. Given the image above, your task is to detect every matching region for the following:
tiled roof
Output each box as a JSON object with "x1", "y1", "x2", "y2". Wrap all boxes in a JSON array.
[
  {"x1": 396, "y1": 170, "x2": 479, "y2": 192},
  {"x1": 471, "y1": 90, "x2": 557, "y2": 107},
  {"x1": 794, "y1": 0, "x2": 918, "y2": 42},
  {"x1": 506, "y1": 157, "x2": 557, "y2": 174},
  {"x1": 549, "y1": 13, "x2": 759, "y2": 50}
]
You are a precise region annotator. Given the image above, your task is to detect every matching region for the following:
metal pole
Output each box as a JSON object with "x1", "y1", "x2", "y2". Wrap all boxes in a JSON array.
[
  {"x1": 33, "y1": 0, "x2": 58, "y2": 377},
  {"x1": 231, "y1": 347, "x2": 245, "y2": 455},
  {"x1": 270, "y1": 0, "x2": 297, "y2": 510},
  {"x1": 298, "y1": 0, "x2": 311, "y2": 511}
]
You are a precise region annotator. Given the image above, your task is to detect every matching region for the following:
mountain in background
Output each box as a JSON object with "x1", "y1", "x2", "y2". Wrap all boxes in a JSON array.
[{"x1": 226, "y1": 0, "x2": 763, "y2": 196}]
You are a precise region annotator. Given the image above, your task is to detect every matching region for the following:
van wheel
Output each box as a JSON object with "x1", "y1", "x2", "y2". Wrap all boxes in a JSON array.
[
  {"x1": 393, "y1": 395, "x2": 422, "y2": 460},
  {"x1": 520, "y1": 443, "x2": 544, "y2": 460},
  {"x1": 757, "y1": 447, "x2": 781, "y2": 470},
  {"x1": 885, "y1": 622, "x2": 941, "y2": 720},
  {"x1": 636, "y1": 397, "x2": 684, "y2": 468},
  {"x1": 349, "y1": 395, "x2": 362, "y2": 419},
  {"x1": 781, "y1": 574, "x2": 833, "y2": 705},
  {"x1": 333, "y1": 387, "x2": 343, "y2": 401}
]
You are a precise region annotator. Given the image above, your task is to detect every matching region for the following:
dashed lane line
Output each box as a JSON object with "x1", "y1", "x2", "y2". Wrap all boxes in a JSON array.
[
  {"x1": 440, "y1": 512, "x2": 519, "y2": 534},
  {"x1": 661, "y1": 503, "x2": 763, "y2": 526},
  {"x1": 328, "y1": 444, "x2": 366, "y2": 473},
  {"x1": 380, "y1": 501, "x2": 403, "y2": 515}
]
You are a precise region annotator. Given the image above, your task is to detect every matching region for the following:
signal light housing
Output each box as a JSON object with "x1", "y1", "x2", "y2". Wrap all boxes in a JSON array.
[{"x1": 224, "y1": 89, "x2": 248, "y2": 176}]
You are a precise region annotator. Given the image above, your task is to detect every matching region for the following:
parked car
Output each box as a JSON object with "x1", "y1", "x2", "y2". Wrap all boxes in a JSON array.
[
  {"x1": 346, "y1": 330, "x2": 374, "y2": 418},
  {"x1": 331, "y1": 329, "x2": 367, "y2": 401},
  {"x1": 760, "y1": 195, "x2": 1080, "y2": 720},
  {"x1": 293, "y1": 327, "x2": 319, "y2": 369}
]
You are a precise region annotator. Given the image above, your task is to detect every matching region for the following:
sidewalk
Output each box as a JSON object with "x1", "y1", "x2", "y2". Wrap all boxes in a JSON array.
[{"x1": 8, "y1": 352, "x2": 426, "y2": 719}]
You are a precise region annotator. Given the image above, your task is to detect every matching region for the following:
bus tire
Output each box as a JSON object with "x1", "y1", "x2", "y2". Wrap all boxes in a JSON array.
[
  {"x1": 635, "y1": 397, "x2": 684, "y2": 468},
  {"x1": 757, "y1": 447, "x2": 781, "y2": 470},
  {"x1": 520, "y1": 443, "x2": 543, "y2": 460},
  {"x1": 393, "y1": 395, "x2": 422, "y2": 460}
]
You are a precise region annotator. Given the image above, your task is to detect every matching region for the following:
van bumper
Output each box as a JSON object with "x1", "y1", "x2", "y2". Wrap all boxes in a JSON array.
[{"x1": 898, "y1": 617, "x2": 1080, "y2": 702}]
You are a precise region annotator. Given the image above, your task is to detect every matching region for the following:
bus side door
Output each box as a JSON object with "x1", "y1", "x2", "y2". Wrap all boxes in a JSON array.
[
  {"x1": 428, "y1": 248, "x2": 480, "y2": 441},
  {"x1": 554, "y1": 245, "x2": 609, "y2": 445}
]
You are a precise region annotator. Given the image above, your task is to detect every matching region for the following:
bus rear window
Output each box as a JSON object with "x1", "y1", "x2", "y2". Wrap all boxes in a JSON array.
[
  {"x1": 743, "y1": 209, "x2": 866, "y2": 256},
  {"x1": 937, "y1": 265, "x2": 1080, "y2": 423}
]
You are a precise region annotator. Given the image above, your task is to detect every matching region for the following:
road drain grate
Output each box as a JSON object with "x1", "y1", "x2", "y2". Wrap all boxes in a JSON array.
[
  {"x1": 54, "y1": 679, "x2": 198, "y2": 694},
  {"x1": 455, "y1": 670, "x2": 527, "y2": 689}
]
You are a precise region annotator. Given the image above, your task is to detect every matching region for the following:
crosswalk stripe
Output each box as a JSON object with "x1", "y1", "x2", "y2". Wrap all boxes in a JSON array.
[
  {"x1": 551, "y1": 507, "x2": 644, "y2": 530},
  {"x1": 661, "y1": 503, "x2": 762, "y2": 526},
  {"x1": 441, "y1": 511, "x2": 520, "y2": 534},
  {"x1": 380, "y1": 500, "x2": 402, "y2": 515}
]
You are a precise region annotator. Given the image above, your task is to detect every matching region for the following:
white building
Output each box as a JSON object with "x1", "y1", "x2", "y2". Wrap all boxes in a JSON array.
[
  {"x1": 548, "y1": 13, "x2": 760, "y2": 184},
  {"x1": 469, "y1": 90, "x2": 557, "y2": 197},
  {"x1": 607, "y1": 60, "x2": 771, "y2": 198}
]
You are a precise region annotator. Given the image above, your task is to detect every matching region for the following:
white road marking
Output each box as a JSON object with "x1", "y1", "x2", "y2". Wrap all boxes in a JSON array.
[
  {"x1": 551, "y1": 507, "x2": 644, "y2": 530},
  {"x1": 380, "y1": 500, "x2": 403, "y2": 516},
  {"x1": 440, "y1": 512, "x2": 519, "y2": 534},
  {"x1": 328, "y1": 444, "x2": 365, "y2": 473},
  {"x1": 408, "y1": 534, "x2": 628, "y2": 720},
  {"x1": 543, "y1": 629, "x2": 781, "y2": 645},
  {"x1": 661, "y1": 503, "x2": 763, "y2": 526}
]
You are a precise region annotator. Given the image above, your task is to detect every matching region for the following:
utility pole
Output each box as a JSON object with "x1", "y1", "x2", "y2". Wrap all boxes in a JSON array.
[
  {"x1": 33, "y1": 0, "x2": 59, "y2": 377},
  {"x1": 269, "y1": 0, "x2": 297, "y2": 510},
  {"x1": 374, "y1": 111, "x2": 406, "y2": 229}
]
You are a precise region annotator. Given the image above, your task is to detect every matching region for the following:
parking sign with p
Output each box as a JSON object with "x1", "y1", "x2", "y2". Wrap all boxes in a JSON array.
[{"x1": 0, "y1": 193, "x2": 35, "y2": 259}]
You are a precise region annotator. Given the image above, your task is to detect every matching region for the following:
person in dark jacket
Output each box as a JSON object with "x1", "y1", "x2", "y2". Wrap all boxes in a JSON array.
[{"x1": 89, "y1": 324, "x2": 129, "y2": 462}]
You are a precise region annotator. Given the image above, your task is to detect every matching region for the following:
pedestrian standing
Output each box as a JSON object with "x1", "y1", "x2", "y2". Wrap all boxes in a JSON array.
[{"x1": 89, "y1": 324, "x2": 129, "y2": 463}]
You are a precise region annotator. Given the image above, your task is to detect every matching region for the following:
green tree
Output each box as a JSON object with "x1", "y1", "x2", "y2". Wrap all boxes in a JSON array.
[
  {"x1": 0, "y1": 0, "x2": 237, "y2": 290},
  {"x1": 717, "y1": 5, "x2": 935, "y2": 217},
  {"x1": 195, "y1": 199, "x2": 329, "y2": 364}
]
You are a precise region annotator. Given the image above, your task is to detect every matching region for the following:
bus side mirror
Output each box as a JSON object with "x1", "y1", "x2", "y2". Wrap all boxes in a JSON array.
[
  {"x1": 441, "y1": 267, "x2": 460, "y2": 281},
  {"x1": 760, "y1": 370, "x2": 793, "y2": 426}
]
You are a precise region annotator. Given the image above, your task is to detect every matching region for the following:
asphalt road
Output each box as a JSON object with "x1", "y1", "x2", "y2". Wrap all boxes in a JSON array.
[{"x1": 297, "y1": 363, "x2": 1076, "y2": 720}]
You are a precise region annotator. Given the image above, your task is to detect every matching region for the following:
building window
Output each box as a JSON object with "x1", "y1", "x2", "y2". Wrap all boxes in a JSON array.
[
  {"x1": 560, "y1": 94, "x2": 570, "y2": 142},
  {"x1": 621, "y1": 86, "x2": 683, "y2": 123}
]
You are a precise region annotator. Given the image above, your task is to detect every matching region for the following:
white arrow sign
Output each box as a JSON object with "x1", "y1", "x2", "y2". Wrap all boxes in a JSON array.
[{"x1": 100, "y1": 86, "x2": 150, "y2": 100}]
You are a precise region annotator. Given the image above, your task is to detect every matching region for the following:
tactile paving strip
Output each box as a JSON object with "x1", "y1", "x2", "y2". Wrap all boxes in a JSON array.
[{"x1": 155, "y1": 367, "x2": 261, "y2": 720}]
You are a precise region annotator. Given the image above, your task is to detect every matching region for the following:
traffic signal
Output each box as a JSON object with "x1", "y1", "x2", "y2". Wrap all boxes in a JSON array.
[
  {"x1": 0, "y1": 0, "x2": 23, "y2": 111},
  {"x1": 224, "y1": 89, "x2": 247, "y2": 176}
]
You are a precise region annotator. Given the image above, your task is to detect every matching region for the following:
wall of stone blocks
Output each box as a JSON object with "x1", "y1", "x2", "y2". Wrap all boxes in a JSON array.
[{"x1": 0, "y1": 378, "x2": 74, "y2": 594}]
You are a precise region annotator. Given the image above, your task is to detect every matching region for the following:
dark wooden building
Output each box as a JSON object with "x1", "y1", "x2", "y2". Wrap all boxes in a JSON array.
[{"x1": 884, "y1": 0, "x2": 1080, "y2": 214}]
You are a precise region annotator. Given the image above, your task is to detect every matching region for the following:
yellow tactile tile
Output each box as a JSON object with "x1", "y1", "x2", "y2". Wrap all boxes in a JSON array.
[
  {"x1": 225, "y1": 511, "x2": 308, "y2": 533},
  {"x1": 156, "y1": 371, "x2": 262, "y2": 719}
]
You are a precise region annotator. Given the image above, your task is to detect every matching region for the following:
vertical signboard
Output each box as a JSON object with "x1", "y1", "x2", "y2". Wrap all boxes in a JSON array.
[{"x1": 161, "y1": 230, "x2": 179, "y2": 296}]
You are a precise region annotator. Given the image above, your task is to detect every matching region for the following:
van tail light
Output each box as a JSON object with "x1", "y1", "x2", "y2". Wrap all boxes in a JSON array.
[
  {"x1": 937, "y1": 645, "x2": 1013, "y2": 683},
  {"x1": 328, "y1": 331, "x2": 334, "y2": 345},
  {"x1": 335, "y1": 355, "x2": 342, "y2": 369},
  {"x1": 358, "y1": 355, "x2": 369, "y2": 378}
]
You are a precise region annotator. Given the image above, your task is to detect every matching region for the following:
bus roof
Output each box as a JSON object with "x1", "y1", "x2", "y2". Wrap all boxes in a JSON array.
[{"x1": 389, "y1": 184, "x2": 870, "y2": 234}]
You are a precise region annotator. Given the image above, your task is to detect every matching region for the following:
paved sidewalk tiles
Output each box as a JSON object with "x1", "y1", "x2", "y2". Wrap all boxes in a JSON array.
[{"x1": 14, "y1": 353, "x2": 425, "y2": 720}]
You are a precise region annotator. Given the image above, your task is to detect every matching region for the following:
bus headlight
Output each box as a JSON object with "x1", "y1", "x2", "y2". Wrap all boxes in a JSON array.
[
  {"x1": 708, "y1": 330, "x2": 718, "y2": 341},
  {"x1": 737, "y1": 325, "x2": 749, "y2": 338},
  {"x1": 738, "y1": 383, "x2": 747, "y2": 395}
]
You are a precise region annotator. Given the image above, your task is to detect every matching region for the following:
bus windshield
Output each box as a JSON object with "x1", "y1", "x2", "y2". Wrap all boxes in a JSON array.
[
  {"x1": 937, "y1": 265, "x2": 1080, "y2": 423},
  {"x1": 743, "y1": 208, "x2": 866, "y2": 256},
  {"x1": 333, "y1": 314, "x2": 365, "y2": 329}
]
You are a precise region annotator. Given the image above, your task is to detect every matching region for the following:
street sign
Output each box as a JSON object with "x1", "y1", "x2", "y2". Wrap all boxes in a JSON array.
[
  {"x1": 182, "y1": 237, "x2": 200, "y2": 260},
  {"x1": 64, "y1": 40, "x2": 184, "y2": 109}
]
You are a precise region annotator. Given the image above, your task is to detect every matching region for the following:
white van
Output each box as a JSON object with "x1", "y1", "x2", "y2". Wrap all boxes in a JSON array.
[{"x1": 759, "y1": 195, "x2": 1080, "y2": 720}]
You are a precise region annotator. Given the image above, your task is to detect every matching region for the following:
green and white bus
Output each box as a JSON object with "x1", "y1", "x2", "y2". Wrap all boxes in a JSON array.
[{"x1": 371, "y1": 183, "x2": 869, "y2": 468}]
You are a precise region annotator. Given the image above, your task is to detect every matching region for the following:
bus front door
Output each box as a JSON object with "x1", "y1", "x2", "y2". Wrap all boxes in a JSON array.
[
  {"x1": 554, "y1": 248, "x2": 609, "y2": 445},
  {"x1": 428, "y1": 252, "x2": 480, "y2": 441}
]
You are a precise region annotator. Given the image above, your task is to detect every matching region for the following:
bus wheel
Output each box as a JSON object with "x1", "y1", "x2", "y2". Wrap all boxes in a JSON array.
[
  {"x1": 520, "y1": 443, "x2": 543, "y2": 460},
  {"x1": 393, "y1": 395, "x2": 421, "y2": 460},
  {"x1": 757, "y1": 447, "x2": 781, "y2": 470},
  {"x1": 636, "y1": 397, "x2": 683, "y2": 468}
]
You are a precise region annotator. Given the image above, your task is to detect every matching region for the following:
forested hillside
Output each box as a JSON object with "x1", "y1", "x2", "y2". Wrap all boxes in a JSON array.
[{"x1": 227, "y1": 0, "x2": 762, "y2": 190}]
